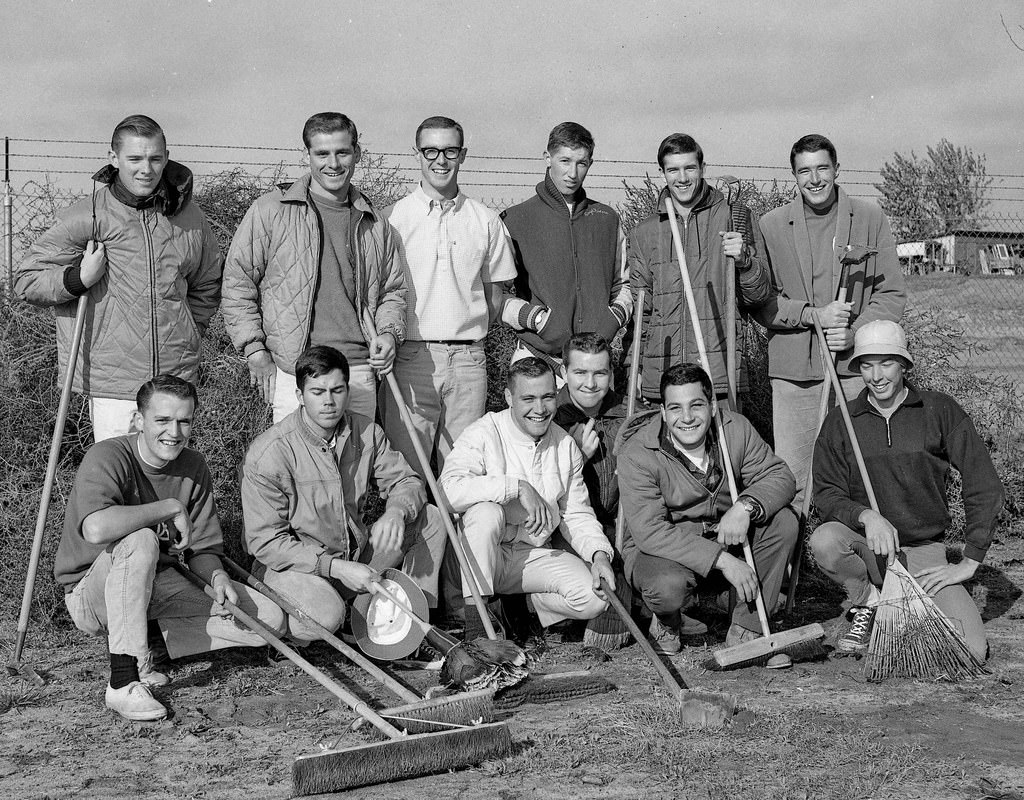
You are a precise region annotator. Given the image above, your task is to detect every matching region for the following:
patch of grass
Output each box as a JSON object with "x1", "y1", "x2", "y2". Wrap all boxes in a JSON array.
[{"x1": 0, "y1": 685, "x2": 45, "y2": 715}]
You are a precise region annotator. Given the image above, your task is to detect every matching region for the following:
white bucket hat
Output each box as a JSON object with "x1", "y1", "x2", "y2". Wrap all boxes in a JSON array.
[{"x1": 851, "y1": 319, "x2": 914, "y2": 368}]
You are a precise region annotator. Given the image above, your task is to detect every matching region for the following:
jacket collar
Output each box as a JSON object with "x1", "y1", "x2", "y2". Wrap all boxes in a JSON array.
[
  {"x1": 91, "y1": 160, "x2": 193, "y2": 217},
  {"x1": 498, "y1": 408, "x2": 555, "y2": 446},
  {"x1": 280, "y1": 174, "x2": 378, "y2": 220},
  {"x1": 848, "y1": 381, "x2": 923, "y2": 417},
  {"x1": 536, "y1": 171, "x2": 588, "y2": 217},
  {"x1": 786, "y1": 185, "x2": 855, "y2": 301},
  {"x1": 287, "y1": 406, "x2": 355, "y2": 453}
]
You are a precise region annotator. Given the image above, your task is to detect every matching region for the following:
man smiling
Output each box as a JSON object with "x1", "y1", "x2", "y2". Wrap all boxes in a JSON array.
[
  {"x1": 500, "y1": 122, "x2": 631, "y2": 377},
  {"x1": 617, "y1": 364, "x2": 797, "y2": 655},
  {"x1": 383, "y1": 116, "x2": 517, "y2": 476},
  {"x1": 440, "y1": 357, "x2": 616, "y2": 642},
  {"x1": 55, "y1": 376, "x2": 285, "y2": 722},
  {"x1": 756, "y1": 134, "x2": 905, "y2": 509},
  {"x1": 223, "y1": 112, "x2": 407, "y2": 422},
  {"x1": 810, "y1": 321, "x2": 1002, "y2": 659},
  {"x1": 628, "y1": 133, "x2": 772, "y2": 404},
  {"x1": 17, "y1": 115, "x2": 222, "y2": 440}
]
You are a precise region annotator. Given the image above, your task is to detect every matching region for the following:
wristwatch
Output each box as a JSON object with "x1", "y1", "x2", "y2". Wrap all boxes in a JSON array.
[{"x1": 737, "y1": 496, "x2": 759, "y2": 517}]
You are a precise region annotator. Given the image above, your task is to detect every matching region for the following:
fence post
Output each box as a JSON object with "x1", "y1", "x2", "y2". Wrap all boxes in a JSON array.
[{"x1": 3, "y1": 137, "x2": 13, "y2": 295}]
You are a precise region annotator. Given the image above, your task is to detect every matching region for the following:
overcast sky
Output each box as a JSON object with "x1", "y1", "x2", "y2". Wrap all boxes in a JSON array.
[{"x1": 4, "y1": 0, "x2": 1024, "y2": 208}]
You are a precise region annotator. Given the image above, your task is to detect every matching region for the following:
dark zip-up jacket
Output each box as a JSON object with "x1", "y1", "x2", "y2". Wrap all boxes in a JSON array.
[
  {"x1": 628, "y1": 184, "x2": 772, "y2": 399},
  {"x1": 616, "y1": 409, "x2": 795, "y2": 581},
  {"x1": 16, "y1": 161, "x2": 222, "y2": 400},
  {"x1": 813, "y1": 383, "x2": 1004, "y2": 562},
  {"x1": 501, "y1": 173, "x2": 628, "y2": 356}
]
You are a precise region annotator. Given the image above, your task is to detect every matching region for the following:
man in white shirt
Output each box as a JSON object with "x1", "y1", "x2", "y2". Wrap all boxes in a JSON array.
[{"x1": 383, "y1": 116, "x2": 518, "y2": 475}]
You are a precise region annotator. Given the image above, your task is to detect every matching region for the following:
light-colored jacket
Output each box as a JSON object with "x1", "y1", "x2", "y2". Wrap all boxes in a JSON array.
[
  {"x1": 15, "y1": 162, "x2": 222, "y2": 399},
  {"x1": 439, "y1": 410, "x2": 612, "y2": 564},
  {"x1": 241, "y1": 408, "x2": 425, "y2": 577},
  {"x1": 221, "y1": 176, "x2": 407, "y2": 372},
  {"x1": 756, "y1": 186, "x2": 906, "y2": 380}
]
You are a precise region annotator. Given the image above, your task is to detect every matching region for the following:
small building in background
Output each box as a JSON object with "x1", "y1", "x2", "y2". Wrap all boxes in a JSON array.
[{"x1": 898, "y1": 229, "x2": 1024, "y2": 275}]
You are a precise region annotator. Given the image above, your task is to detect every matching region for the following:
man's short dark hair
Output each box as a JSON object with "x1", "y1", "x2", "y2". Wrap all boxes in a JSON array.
[
  {"x1": 507, "y1": 356, "x2": 555, "y2": 390},
  {"x1": 302, "y1": 112, "x2": 359, "y2": 149},
  {"x1": 657, "y1": 133, "x2": 704, "y2": 169},
  {"x1": 790, "y1": 134, "x2": 837, "y2": 169},
  {"x1": 111, "y1": 115, "x2": 165, "y2": 152},
  {"x1": 416, "y1": 116, "x2": 464, "y2": 149},
  {"x1": 660, "y1": 363, "x2": 713, "y2": 403},
  {"x1": 563, "y1": 332, "x2": 613, "y2": 367},
  {"x1": 546, "y1": 122, "x2": 594, "y2": 158},
  {"x1": 136, "y1": 374, "x2": 198, "y2": 413},
  {"x1": 295, "y1": 345, "x2": 350, "y2": 391}
]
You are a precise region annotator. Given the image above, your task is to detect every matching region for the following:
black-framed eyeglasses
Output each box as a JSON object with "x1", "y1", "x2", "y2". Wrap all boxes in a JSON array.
[{"x1": 419, "y1": 147, "x2": 463, "y2": 161}]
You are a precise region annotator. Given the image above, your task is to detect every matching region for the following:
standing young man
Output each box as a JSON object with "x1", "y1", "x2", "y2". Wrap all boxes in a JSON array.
[
  {"x1": 757, "y1": 134, "x2": 905, "y2": 508},
  {"x1": 383, "y1": 116, "x2": 517, "y2": 475},
  {"x1": 16, "y1": 115, "x2": 223, "y2": 440},
  {"x1": 241, "y1": 346, "x2": 446, "y2": 640},
  {"x1": 616, "y1": 364, "x2": 797, "y2": 654},
  {"x1": 810, "y1": 321, "x2": 1002, "y2": 659},
  {"x1": 629, "y1": 134, "x2": 772, "y2": 404},
  {"x1": 440, "y1": 357, "x2": 616, "y2": 642},
  {"x1": 56, "y1": 376, "x2": 285, "y2": 721},
  {"x1": 222, "y1": 112, "x2": 407, "y2": 422},
  {"x1": 500, "y1": 122, "x2": 631, "y2": 376}
]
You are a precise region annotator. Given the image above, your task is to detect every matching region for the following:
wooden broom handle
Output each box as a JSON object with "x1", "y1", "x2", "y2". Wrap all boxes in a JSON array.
[
  {"x1": 665, "y1": 202, "x2": 773, "y2": 637},
  {"x1": 614, "y1": 287, "x2": 646, "y2": 552}
]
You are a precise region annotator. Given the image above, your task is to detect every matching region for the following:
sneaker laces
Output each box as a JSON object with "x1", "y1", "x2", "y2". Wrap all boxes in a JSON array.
[{"x1": 848, "y1": 607, "x2": 874, "y2": 638}]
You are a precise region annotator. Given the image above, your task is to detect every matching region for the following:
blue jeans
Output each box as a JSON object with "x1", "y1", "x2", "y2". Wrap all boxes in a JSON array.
[
  {"x1": 381, "y1": 341, "x2": 487, "y2": 476},
  {"x1": 771, "y1": 376, "x2": 862, "y2": 510}
]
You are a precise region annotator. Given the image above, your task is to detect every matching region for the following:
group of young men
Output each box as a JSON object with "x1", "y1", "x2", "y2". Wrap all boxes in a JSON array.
[{"x1": 16, "y1": 112, "x2": 1004, "y2": 723}]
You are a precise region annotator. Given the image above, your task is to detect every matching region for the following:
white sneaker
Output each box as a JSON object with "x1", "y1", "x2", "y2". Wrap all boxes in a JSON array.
[{"x1": 105, "y1": 681, "x2": 167, "y2": 721}]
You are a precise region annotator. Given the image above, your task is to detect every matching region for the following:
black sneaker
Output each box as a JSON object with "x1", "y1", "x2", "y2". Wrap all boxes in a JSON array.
[{"x1": 836, "y1": 606, "x2": 876, "y2": 653}]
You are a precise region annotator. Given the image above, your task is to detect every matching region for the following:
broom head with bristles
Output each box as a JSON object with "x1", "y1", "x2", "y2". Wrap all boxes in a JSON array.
[
  {"x1": 425, "y1": 627, "x2": 529, "y2": 692},
  {"x1": 704, "y1": 623, "x2": 827, "y2": 671},
  {"x1": 865, "y1": 559, "x2": 987, "y2": 682},
  {"x1": 293, "y1": 722, "x2": 513, "y2": 795}
]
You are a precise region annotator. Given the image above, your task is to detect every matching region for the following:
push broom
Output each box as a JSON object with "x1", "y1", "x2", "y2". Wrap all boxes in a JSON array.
[
  {"x1": 810, "y1": 319, "x2": 988, "y2": 682},
  {"x1": 171, "y1": 563, "x2": 513, "y2": 796},
  {"x1": 220, "y1": 556, "x2": 494, "y2": 733},
  {"x1": 663, "y1": 199, "x2": 825, "y2": 671}
]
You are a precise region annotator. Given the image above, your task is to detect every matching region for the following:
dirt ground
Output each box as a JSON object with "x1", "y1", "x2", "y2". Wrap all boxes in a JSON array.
[{"x1": 3, "y1": 535, "x2": 1024, "y2": 800}]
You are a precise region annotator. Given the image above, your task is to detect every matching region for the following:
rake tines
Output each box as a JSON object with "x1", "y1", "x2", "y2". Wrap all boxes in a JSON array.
[{"x1": 865, "y1": 560, "x2": 987, "y2": 682}]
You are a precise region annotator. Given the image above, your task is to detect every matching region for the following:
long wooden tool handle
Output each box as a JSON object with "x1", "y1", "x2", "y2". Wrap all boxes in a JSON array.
[
  {"x1": 812, "y1": 318, "x2": 879, "y2": 512},
  {"x1": 665, "y1": 203, "x2": 773, "y2": 637},
  {"x1": 600, "y1": 577, "x2": 687, "y2": 694},
  {"x1": 13, "y1": 293, "x2": 89, "y2": 662},
  {"x1": 221, "y1": 557, "x2": 419, "y2": 704},
  {"x1": 172, "y1": 562, "x2": 403, "y2": 740},
  {"x1": 615, "y1": 287, "x2": 646, "y2": 552},
  {"x1": 361, "y1": 308, "x2": 498, "y2": 640}
]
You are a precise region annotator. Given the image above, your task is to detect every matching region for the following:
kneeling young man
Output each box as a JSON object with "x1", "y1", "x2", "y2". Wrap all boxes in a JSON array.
[
  {"x1": 439, "y1": 357, "x2": 616, "y2": 642},
  {"x1": 56, "y1": 376, "x2": 285, "y2": 722},
  {"x1": 241, "y1": 345, "x2": 446, "y2": 641},
  {"x1": 617, "y1": 364, "x2": 798, "y2": 654},
  {"x1": 810, "y1": 321, "x2": 1003, "y2": 659}
]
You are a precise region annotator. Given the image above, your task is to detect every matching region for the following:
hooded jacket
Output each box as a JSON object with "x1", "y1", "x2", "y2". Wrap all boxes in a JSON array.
[
  {"x1": 813, "y1": 383, "x2": 1004, "y2": 562},
  {"x1": 615, "y1": 408, "x2": 795, "y2": 582},
  {"x1": 628, "y1": 184, "x2": 773, "y2": 398},
  {"x1": 221, "y1": 176, "x2": 407, "y2": 373},
  {"x1": 241, "y1": 408, "x2": 425, "y2": 577},
  {"x1": 755, "y1": 186, "x2": 906, "y2": 380},
  {"x1": 15, "y1": 161, "x2": 222, "y2": 400},
  {"x1": 500, "y1": 174, "x2": 629, "y2": 356}
]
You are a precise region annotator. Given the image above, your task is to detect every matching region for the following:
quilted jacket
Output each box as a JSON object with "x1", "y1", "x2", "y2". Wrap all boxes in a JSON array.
[
  {"x1": 628, "y1": 184, "x2": 772, "y2": 400},
  {"x1": 15, "y1": 162, "x2": 222, "y2": 400},
  {"x1": 221, "y1": 176, "x2": 407, "y2": 373}
]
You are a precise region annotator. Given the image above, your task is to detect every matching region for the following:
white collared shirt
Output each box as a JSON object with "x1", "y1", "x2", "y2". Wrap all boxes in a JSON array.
[{"x1": 386, "y1": 185, "x2": 517, "y2": 341}]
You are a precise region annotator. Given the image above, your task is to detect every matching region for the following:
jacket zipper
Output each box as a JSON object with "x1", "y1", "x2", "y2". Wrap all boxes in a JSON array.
[
  {"x1": 141, "y1": 208, "x2": 158, "y2": 375},
  {"x1": 568, "y1": 209, "x2": 581, "y2": 330}
]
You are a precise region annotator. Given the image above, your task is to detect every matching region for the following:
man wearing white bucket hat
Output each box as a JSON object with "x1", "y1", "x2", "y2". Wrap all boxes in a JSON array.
[{"x1": 809, "y1": 320, "x2": 1003, "y2": 658}]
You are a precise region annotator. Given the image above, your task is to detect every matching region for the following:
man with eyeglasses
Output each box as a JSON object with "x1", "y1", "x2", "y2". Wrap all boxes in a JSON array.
[
  {"x1": 383, "y1": 116, "x2": 518, "y2": 475},
  {"x1": 499, "y1": 122, "x2": 631, "y2": 380}
]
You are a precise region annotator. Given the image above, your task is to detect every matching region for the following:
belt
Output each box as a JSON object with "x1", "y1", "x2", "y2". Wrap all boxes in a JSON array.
[{"x1": 422, "y1": 339, "x2": 478, "y2": 346}]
